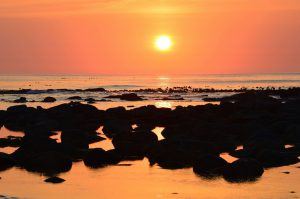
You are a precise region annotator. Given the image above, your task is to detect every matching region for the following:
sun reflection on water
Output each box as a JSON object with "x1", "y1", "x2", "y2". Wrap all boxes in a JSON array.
[
  {"x1": 157, "y1": 76, "x2": 170, "y2": 88},
  {"x1": 155, "y1": 101, "x2": 172, "y2": 108}
]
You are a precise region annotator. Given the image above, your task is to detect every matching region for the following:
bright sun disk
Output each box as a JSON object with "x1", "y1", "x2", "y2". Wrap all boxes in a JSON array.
[{"x1": 155, "y1": 35, "x2": 172, "y2": 51}]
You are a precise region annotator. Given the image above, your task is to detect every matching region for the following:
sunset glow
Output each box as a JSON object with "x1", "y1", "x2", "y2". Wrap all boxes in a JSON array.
[
  {"x1": 0, "y1": 0, "x2": 300, "y2": 75},
  {"x1": 155, "y1": 35, "x2": 172, "y2": 51}
]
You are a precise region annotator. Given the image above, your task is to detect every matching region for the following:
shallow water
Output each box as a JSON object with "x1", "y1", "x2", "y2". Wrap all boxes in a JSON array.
[
  {"x1": 1, "y1": 74, "x2": 299, "y2": 106},
  {"x1": 1, "y1": 74, "x2": 300, "y2": 90},
  {"x1": 0, "y1": 126, "x2": 299, "y2": 199}
]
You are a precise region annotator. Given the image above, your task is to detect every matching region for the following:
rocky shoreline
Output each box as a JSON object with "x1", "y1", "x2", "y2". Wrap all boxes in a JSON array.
[
  {"x1": 1, "y1": 86, "x2": 300, "y2": 95},
  {"x1": 0, "y1": 89, "x2": 299, "y2": 183}
]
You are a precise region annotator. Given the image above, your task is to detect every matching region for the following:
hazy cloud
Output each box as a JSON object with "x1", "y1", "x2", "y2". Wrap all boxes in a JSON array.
[{"x1": 1, "y1": 0, "x2": 300, "y2": 17}]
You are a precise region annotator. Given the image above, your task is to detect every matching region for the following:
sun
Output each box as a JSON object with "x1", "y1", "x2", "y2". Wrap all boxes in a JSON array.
[{"x1": 155, "y1": 35, "x2": 173, "y2": 51}]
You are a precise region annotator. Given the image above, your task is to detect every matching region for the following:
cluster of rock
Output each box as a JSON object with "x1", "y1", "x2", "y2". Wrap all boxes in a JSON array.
[
  {"x1": 13, "y1": 97, "x2": 56, "y2": 103},
  {"x1": 12, "y1": 93, "x2": 144, "y2": 104},
  {"x1": 0, "y1": 90, "x2": 299, "y2": 183}
]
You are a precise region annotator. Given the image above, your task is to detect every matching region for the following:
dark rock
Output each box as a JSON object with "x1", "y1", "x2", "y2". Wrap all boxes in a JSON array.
[
  {"x1": 85, "y1": 98, "x2": 96, "y2": 104},
  {"x1": 106, "y1": 106, "x2": 127, "y2": 116},
  {"x1": 105, "y1": 93, "x2": 143, "y2": 101},
  {"x1": 67, "y1": 96, "x2": 82, "y2": 100},
  {"x1": 112, "y1": 130, "x2": 158, "y2": 157},
  {"x1": 84, "y1": 87, "x2": 106, "y2": 92},
  {"x1": 42, "y1": 97, "x2": 56, "y2": 103},
  {"x1": 147, "y1": 139, "x2": 207, "y2": 169},
  {"x1": 61, "y1": 130, "x2": 104, "y2": 150},
  {"x1": 193, "y1": 155, "x2": 228, "y2": 177},
  {"x1": 0, "y1": 136, "x2": 23, "y2": 148},
  {"x1": 83, "y1": 148, "x2": 122, "y2": 168},
  {"x1": 47, "y1": 102, "x2": 103, "y2": 132},
  {"x1": 285, "y1": 145, "x2": 300, "y2": 157},
  {"x1": 155, "y1": 136, "x2": 219, "y2": 155},
  {"x1": 0, "y1": 110, "x2": 5, "y2": 127},
  {"x1": 119, "y1": 93, "x2": 143, "y2": 101},
  {"x1": 202, "y1": 97, "x2": 222, "y2": 102},
  {"x1": 44, "y1": 176, "x2": 65, "y2": 183},
  {"x1": 130, "y1": 105, "x2": 172, "y2": 126},
  {"x1": 103, "y1": 119, "x2": 132, "y2": 138},
  {"x1": 22, "y1": 133, "x2": 58, "y2": 147},
  {"x1": 11, "y1": 135, "x2": 59, "y2": 164},
  {"x1": 161, "y1": 97, "x2": 184, "y2": 101},
  {"x1": 229, "y1": 149, "x2": 252, "y2": 159},
  {"x1": 243, "y1": 132, "x2": 285, "y2": 155},
  {"x1": 223, "y1": 159, "x2": 264, "y2": 182},
  {"x1": 4, "y1": 105, "x2": 42, "y2": 131},
  {"x1": 61, "y1": 130, "x2": 89, "y2": 150},
  {"x1": 221, "y1": 91, "x2": 280, "y2": 105},
  {"x1": 285, "y1": 125, "x2": 300, "y2": 144},
  {"x1": 148, "y1": 147, "x2": 195, "y2": 169},
  {"x1": 24, "y1": 151, "x2": 72, "y2": 175},
  {"x1": 255, "y1": 149, "x2": 299, "y2": 168},
  {"x1": 7, "y1": 104, "x2": 28, "y2": 112},
  {"x1": 0, "y1": 152, "x2": 15, "y2": 171},
  {"x1": 13, "y1": 97, "x2": 27, "y2": 103}
]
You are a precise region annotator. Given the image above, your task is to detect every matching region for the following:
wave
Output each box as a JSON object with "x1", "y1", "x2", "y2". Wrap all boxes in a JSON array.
[{"x1": 1, "y1": 86, "x2": 300, "y2": 95}]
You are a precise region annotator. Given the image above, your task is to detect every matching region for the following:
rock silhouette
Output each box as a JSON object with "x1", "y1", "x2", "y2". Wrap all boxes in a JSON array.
[
  {"x1": 0, "y1": 90, "x2": 299, "y2": 182},
  {"x1": 44, "y1": 176, "x2": 66, "y2": 183},
  {"x1": 42, "y1": 97, "x2": 56, "y2": 103},
  {"x1": 223, "y1": 159, "x2": 264, "y2": 182}
]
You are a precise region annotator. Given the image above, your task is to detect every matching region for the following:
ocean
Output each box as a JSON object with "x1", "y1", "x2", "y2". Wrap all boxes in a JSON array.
[
  {"x1": 0, "y1": 73, "x2": 299, "y2": 110},
  {"x1": 1, "y1": 73, "x2": 300, "y2": 90}
]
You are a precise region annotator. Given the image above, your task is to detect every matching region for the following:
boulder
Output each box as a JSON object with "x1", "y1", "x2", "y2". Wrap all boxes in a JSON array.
[
  {"x1": 112, "y1": 130, "x2": 158, "y2": 157},
  {"x1": 0, "y1": 136, "x2": 23, "y2": 148},
  {"x1": 0, "y1": 110, "x2": 5, "y2": 127},
  {"x1": 255, "y1": 149, "x2": 299, "y2": 168},
  {"x1": 24, "y1": 151, "x2": 72, "y2": 175},
  {"x1": 147, "y1": 139, "x2": 202, "y2": 169},
  {"x1": 47, "y1": 102, "x2": 103, "y2": 132},
  {"x1": 105, "y1": 93, "x2": 143, "y2": 101},
  {"x1": 84, "y1": 87, "x2": 106, "y2": 92},
  {"x1": 4, "y1": 105, "x2": 43, "y2": 132},
  {"x1": 13, "y1": 97, "x2": 27, "y2": 103},
  {"x1": 44, "y1": 176, "x2": 65, "y2": 183},
  {"x1": 223, "y1": 159, "x2": 264, "y2": 182},
  {"x1": 61, "y1": 130, "x2": 105, "y2": 149},
  {"x1": 67, "y1": 96, "x2": 82, "y2": 100},
  {"x1": 43, "y1": 97, "x2": 56, "y2": 103},
  {"x1": 61, "y1": 130, "x2": 89, "y2": 150},
  {"x1": 193, "y1": 155, "x2": 228, "y2": 177},
  {"x1": 11, "y1": 136, "x2": 60, "y2": 164},
  {"x1": 85, "y1": 98, "x2": 96, "y2": 104},
  {"x1": 243, "y1": 132, "x2": 285, "y2": 154},
  {"x1": 0, "y1": 152, "x2": 15, "y2": 171},
  {"x1": 102, "y1": 119, "x2": 132, "y2": 138},
  {"x1": 83, "y1": 148, "x2": 122, "y2": 168},
  {"x1": 105, "y1": 106, "x2": 128, "y2": 118}
]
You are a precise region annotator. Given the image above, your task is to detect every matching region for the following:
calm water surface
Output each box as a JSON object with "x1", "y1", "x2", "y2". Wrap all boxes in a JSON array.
[
  {"x1": 0, "y1": 74, "x2": 300, "y2": 90},
  {"x1": 0, "y1": 75, "x2": 300, "y2": 198},
  {"x1": 0, "y1": 125, "x2": 299, "y2": 199}
]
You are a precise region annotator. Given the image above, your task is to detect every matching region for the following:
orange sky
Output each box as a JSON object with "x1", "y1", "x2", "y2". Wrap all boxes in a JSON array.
[{"x1": 0, "y1": 0, "x2": 300, "y2": 75}]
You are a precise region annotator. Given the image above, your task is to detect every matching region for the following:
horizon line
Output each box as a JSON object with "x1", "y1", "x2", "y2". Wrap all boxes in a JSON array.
[{"x1": 0, "y1": 72, "x2": 300, "y2": 77}]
